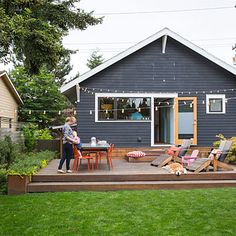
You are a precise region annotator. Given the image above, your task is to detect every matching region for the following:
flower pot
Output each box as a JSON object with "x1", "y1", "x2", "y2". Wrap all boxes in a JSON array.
[{"x1": 8, "y1": 175, "x2": 30, "y2": 195}]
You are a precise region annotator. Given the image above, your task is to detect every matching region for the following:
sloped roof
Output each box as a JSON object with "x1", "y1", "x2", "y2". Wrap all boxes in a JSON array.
[
  {"x1": 61, "y1": 27, "x2": 236, "y2": 94},
  {"x1": 0, "y1": 71, "x2": 23, "y2": 105}
]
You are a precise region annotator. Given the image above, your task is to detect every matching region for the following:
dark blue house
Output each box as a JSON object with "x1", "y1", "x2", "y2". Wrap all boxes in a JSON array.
[{"x1": 61, "y1": 28, "x2": 236, "y2": 147}]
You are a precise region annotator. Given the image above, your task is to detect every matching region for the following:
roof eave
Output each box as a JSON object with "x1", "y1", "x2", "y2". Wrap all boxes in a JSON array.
[{"x1": 0, "y1": 72, "x2": 24, "y2": 105}]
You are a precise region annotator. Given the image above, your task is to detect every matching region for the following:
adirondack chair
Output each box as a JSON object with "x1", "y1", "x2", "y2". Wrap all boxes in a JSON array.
[
  {"x1": 181, "y1": 150, "x2": 199, "y2": 166},
  {"x1": 186, "y1": 140, "x2": 233, "y2": 173},
  {"x1": 151, "y1": 139, "x2": 192, "y2": 167}
]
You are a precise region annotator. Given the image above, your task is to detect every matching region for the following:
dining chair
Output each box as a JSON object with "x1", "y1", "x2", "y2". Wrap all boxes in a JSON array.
[
  {"x1": 72, "y1": 145, "x2": 94, "y2": 172},
  {"x1": 96, "y1": 143, "x2": 114, "y2": 169}
]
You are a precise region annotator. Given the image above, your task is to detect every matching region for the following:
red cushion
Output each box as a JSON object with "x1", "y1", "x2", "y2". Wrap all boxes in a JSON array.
[{"x1": 127, "y1": 151, "x2": 146, "y2": 158}]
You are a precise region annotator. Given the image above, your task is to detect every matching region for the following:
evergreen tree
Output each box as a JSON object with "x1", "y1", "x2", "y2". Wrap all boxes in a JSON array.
[
  {"x1": 0, "y1": 1, "x2": 102, "y2": 74},
  {"x1": 87, "y1": 50, "x2": 105, "y2": 69}
]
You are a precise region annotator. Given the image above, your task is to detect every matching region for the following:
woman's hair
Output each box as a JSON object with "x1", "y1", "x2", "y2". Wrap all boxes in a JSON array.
[
  {"x1": 73, "y1": 131, "x2": 77, "y2": 136},
  {"x1": 65, "y1": 116, "x2": 77, "y2": 123}
]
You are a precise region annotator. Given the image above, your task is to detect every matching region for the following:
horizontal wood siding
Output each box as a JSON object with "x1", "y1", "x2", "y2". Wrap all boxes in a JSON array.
[
  {"x1": 0, "y1": 77, "x2": 18, "y2": 130},
  {"x1": 77, "y1": 37, "x2": 236, "y2": 147}
]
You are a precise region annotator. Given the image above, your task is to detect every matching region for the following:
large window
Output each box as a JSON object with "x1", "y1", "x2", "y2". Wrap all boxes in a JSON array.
[
  {"x1": 206, "y1": 94, "x2": 226, "y2": 114},
  {"x1": 98, "y1": 97, "x2": 151, "y2": 121}
]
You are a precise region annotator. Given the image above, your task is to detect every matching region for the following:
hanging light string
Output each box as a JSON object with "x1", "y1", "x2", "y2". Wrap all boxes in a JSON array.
[
  {"x1": 81, "y1": 86, "x2": 236, "y2": 95},
  {"x1": 8, "y1": 98, "x2": 232, "y2": 115}
]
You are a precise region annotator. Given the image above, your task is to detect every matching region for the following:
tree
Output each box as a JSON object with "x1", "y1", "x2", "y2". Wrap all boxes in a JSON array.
[
  {"x1": 0, "y1": 1, "x2": 102, "y2": 74},
  {"x1": 10, "y1": 66, "x2": 72, "y2": 128},
  {"x1": 87, "y1": 50, "x2": 105, "y2": 69}
]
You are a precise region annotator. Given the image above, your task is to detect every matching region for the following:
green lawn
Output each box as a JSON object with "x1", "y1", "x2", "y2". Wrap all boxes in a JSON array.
[{"x1": 1, "y1": 188, "x2": 236, "y2": 236}]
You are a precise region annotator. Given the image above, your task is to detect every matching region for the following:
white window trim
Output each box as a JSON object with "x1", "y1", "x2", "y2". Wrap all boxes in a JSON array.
[
  {"x1": 95, "y1": 93, "x2": 177, "y2": 123},
  {"x1": 206, "y1": 94, "x2": 226, "y2": 114}
]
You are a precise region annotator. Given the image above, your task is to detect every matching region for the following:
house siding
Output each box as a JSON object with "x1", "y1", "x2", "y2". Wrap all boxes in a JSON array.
[
  {"x1": 77, "y1": 37, "x2": 236, "y2": 147},
  {"x1": 0, "y1": 76, "x2": 18, "y2": 130}
]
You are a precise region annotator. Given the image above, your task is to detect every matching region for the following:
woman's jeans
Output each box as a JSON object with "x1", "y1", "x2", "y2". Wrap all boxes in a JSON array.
[{"x1": 58, "y1": 143, "x2": 73, "y2": 170}]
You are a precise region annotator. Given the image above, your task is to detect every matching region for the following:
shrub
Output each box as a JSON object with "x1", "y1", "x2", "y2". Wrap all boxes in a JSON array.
[
  {"x1": 0, "y1": 136, "x2": 17, "y2": 168},
  {"x1": 22, "y1": 123, "x2": 38, "y2": 151},
  {"x1": 0, "y1": 169, "x2": 7, "y2": 195},
  {"x1": 22, "y1": 124, "x2": 53, "y2": 151},
  {"x1": 213, "y1": 134, "x2": 236, "y2": 163},
  {"x1": 36, "y1": 128, "x2": 53, "y2": 140},
  {"x1": 8, "y1": 151, "x2": 54, "y2": 176}
]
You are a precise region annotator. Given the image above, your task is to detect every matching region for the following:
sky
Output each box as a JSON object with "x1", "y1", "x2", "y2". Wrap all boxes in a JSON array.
[{"x1": 63, "y1": 0, "x2": 236, "y2": 80}]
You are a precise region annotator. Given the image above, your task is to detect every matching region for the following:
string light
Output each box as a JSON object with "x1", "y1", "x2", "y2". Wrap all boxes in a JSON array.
[
  {"x1": 74, "y1": 110, "x2": 77, "y2": 115},
  {"x1": 122, "y1": 109, "x2": 125, "y2": 113},
  {"x1": 43, "y1": 110, "x2": 46, "y2": 114},
  {"x1": 90, "y1": 110, "x2": 93, "y2": 115},
  {"x1": 155, "y1": 106, "x2": 158, "y2": 111},
  {"x1": 80, "y1": 86, "x2": 236, "y2": 95},
  {"x1": 58, "y1": 111, "x2": 61, "y2": 115},
  {"x1": 29, "y1": 110, "x2": 32, "y2": 115},
  {"x1": 138, "y1": 108, "x2": 141, "y2": 112}
]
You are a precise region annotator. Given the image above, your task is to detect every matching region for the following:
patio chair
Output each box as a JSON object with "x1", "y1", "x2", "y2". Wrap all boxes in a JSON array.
[
  {"x1": 151, "y1": 139, "x2": 192, "y2": 167},
  {"x1": 186, "y1": 140, "x2": 233, "y2": 173},
  {"x1": 96, "y1": 143, "x2": 114, "y2": 169},
  {"x1": 72, "y1": 144, "x2": 94, "y2": 172},
  {"x1": 181, "y1": 150, "x2": 199, "y2": 166}
]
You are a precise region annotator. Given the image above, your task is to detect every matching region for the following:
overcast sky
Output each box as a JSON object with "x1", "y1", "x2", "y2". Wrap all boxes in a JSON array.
[{"x1": 63, "y1": 0, "x2": 236, "y2": 79}]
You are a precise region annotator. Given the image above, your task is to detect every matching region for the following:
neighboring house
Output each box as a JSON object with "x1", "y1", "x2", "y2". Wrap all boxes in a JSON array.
[
  {"x1": 61, "y1": 28, "x2": 236, "y2": 147},
  {"x1": 0, "y1": 71, "x2": 23, "y2": 133}
]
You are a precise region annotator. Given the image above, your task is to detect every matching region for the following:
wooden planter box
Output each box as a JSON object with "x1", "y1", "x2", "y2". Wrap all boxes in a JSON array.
[{"x1": 8, "y1": 175, "x2": 30, "y2": 195}]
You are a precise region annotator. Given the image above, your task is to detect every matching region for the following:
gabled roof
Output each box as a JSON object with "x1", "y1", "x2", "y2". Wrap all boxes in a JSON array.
[
  {"x1": 0, "y1": 71, "x2": 23, "y2": 105},
  {"x1": 61, "y1": 28, "x2": 236, "y2": 94}
]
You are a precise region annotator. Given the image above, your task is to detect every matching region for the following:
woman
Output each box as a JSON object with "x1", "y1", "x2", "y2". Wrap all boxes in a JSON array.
[{"x1": 58, "y1": 116, "x2": 78, "y2": 173}]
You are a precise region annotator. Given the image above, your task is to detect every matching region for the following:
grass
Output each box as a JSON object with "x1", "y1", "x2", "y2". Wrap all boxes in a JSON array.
[{"x1": 1, "y1": 188, "x2": 236, "y2": 236}]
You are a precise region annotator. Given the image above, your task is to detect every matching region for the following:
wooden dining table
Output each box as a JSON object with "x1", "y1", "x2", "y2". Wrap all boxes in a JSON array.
[{"x1": 81, "y1": 143, "x2": 111, "y2": 170}]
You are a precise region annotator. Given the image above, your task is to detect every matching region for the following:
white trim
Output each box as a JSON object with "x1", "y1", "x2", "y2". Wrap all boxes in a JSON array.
[
  {"x1": 95, "y1": 92, "x2": 177, "y2": 124},
  {"x1": 206, "y1": 94, "x2": 226, "y2": 114},
  {"x1": 151, "y1": 94, "x2": 178, "y2": 146},
  {"x1": 0, "y1": 72, "x2": 23, "y2": 105},
  {"x1": 162, "y1": 35, "x2": 168, "y2": 54},
  {"x1": 76, "y1": 84, "x2": 80, "y2": 102},
  {"x1": 61, "y1": 28, "x2": 236, "y2": 94}
]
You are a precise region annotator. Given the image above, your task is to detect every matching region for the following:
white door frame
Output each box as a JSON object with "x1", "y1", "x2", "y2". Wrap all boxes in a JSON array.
[{"x1": 151, "y1": 93, "x2": 178, "y2": 147}]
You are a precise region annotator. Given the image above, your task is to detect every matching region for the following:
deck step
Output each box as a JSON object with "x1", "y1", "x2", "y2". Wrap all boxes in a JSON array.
[
  {"x1": 32, "y1": 172, "x2": 236, "y2": 182},
  {"x1": 28, "y1": 180, "x2": 236, "y2": 192}
]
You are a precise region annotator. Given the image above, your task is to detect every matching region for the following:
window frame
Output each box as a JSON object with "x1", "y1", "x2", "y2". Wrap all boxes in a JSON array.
[
  {"x1": 206, "y1": 94, "x2": 226, "y2": 114},
  {"x1": 95, "y1": 93, "x2": 152, "y2": 122}
]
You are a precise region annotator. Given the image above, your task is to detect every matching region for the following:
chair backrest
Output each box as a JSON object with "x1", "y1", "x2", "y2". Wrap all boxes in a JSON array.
[
  {"x1": 108, "y1": 143, "x2": 115, "y2": 155},
  {"x1": 191, "y1": 150, "x2": 199, "y2": 158},
  {"x1": 181, "y1": 139, "x2": 192, "y2": 148},
  {"x1": 218, "y1": 140, "x2": 232, "y2": 162},
  {"x1": 72, "y1": 144, "x2": 80, "y2": 159},
  {"x1": 178, "y1": 139, "x2": 192, "y2": 157}
]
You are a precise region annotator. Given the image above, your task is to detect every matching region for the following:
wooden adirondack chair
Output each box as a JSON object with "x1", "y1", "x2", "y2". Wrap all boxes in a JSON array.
[
  {"x1": 186, "y1": 140, "x2": 233, "y2": 173},
  {"x1": 151, "y1": 139, "x2": 192, "y2": 167}
]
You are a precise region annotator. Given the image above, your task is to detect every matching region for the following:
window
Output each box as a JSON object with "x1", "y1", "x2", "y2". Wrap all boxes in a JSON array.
[
  {"x1": 206, "y1": 94, "x2": 226, "y2": 114},
  {"x1": 98, "y1": 96, "x2": 151, "y2": 121}
]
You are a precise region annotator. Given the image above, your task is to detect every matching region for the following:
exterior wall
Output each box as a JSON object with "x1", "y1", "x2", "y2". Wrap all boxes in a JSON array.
[
  {"x1": 0, "y1": 77, "x2": 18, "y2": 130},
  {"x1": 77, "y1": 37, "x2": 236, "y2": 147}
]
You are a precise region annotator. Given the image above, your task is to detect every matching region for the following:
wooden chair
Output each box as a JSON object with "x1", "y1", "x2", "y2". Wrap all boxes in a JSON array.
[
  {"x1": 181, "y1": 150, "x2": 199, "y2": 166},
  {"x1": 186, "y1": 140, "x2": 233, "y2": 173},
  {"x1": 151, "y1": 139, "x2": 192, "y2": 167},
  {"x1": 96, "y1": 143, "x2": 114, "y2": 169},
  {"x1": 72, "y1": 145, "x2": 94, "y2": 172}
]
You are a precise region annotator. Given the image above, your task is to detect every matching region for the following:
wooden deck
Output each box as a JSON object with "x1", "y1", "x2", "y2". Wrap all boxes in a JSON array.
[{"x1": 27, "y1": 158, "x2": 236, "y2": 192}]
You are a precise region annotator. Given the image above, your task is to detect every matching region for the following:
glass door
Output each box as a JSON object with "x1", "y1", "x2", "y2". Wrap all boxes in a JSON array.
[{"x1": 174, "y1": 97, "x2": 197, "y2": 145}]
